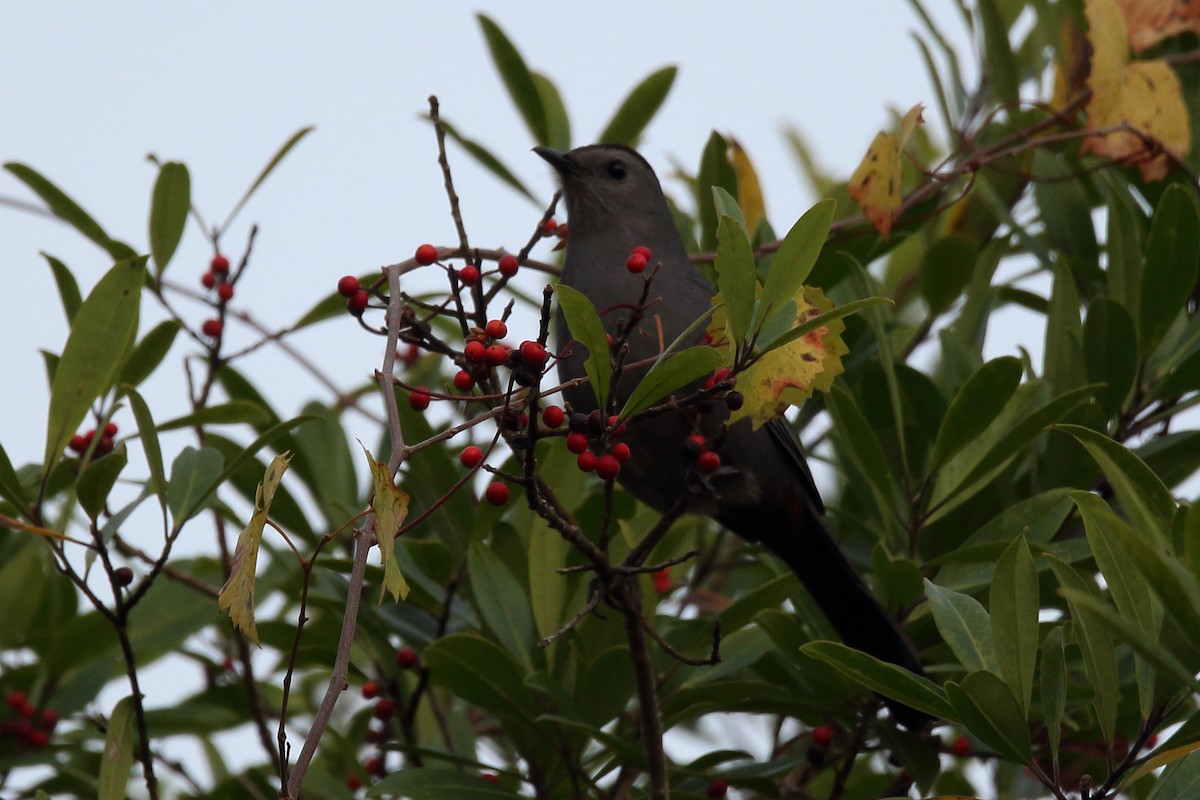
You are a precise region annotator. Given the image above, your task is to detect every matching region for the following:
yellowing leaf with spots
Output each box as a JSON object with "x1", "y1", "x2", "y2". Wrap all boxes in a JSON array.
[
  {"x1": 364, "y1": 448, "x2": 411, "y2": 604},
  {"x1": 1083, "y1": 0, "x2": 1191, "y2": 181},
  {"x1": 848, "y1": 104, "x2": 924, "y2": 239},
  {"x1": 218, "y1": 452, "x2": 292, "y2": 644},
  {"x1": 1115, "y1": 0, "x2": 1200, "y2": 53},
  {"x1": 730, "y1": 138, "x2": 766, "y2": 236}
]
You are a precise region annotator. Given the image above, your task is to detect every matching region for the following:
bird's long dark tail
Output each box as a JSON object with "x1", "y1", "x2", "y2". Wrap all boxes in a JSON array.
[{"x1": 723, "y1": 496, "x2": 931, "y2": 728}]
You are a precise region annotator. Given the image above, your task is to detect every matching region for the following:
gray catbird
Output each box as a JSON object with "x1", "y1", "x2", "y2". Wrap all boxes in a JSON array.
[{"x1": 536, "y1": 143, "x2": 929, "y2": 727}]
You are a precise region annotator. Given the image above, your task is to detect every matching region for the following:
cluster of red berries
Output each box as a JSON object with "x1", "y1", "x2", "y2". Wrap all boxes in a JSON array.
[
  {"x1": 564, "y1": 410, "x2": 630, "y2": 480},
  {"x1": 335, "y1": 274, "x2": 372, "y2": 317},
  {"x1": 703, "y1": 368, "x2": 743, "y2": 412},
  {"x1": 625, "y1": 245, "x2": 652, "y2": 274},
  {"x1": 200, "y1": 254, "x2": 232, "y2": 338},
  {"x1": 67, "y1": 421, "x2": 118, "y2": 459},
  {"x1": 347, "y1": 647, "x2": 421, "y2": 791},
  {"x1": 1, "y1": 691, "x2": 58, "y2": 750},
  {"x1": 685, "y1": 433, "x2": 721, "y2": 475}
]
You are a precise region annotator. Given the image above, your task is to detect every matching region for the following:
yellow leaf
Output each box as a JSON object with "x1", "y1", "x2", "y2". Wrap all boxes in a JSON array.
[
  {"x1": 363, "y1": 447, "x2": 411, "y2": 605},
  {"x1": 1114, "y1": 0, "x2": 1200, "y2": 53},
  {"x1": 730, "y1": 138, "x2": 766, "y2": 236},
  {"x1": 731, "y1": 287, "x2": 847, "y2": 429},
  {"x1": 1083, "y1": 0, "x2": 1191, "y2": 181},
  {"x1": 848, "y1": 104, "x2": 923, "y2": 240},
  {"x1": 217, "y1": 452, "x2": 292, "y2": 644}
]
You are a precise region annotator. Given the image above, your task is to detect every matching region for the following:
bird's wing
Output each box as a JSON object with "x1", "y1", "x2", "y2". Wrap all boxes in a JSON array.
[{"x1": 765, "y1": 417, "x2": 825, "y2": 515}]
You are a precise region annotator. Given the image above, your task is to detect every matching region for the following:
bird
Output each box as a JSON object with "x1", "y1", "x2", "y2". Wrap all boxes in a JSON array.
[{"x1": 535, "y1": 143, "x2": 929, "y2": 728}]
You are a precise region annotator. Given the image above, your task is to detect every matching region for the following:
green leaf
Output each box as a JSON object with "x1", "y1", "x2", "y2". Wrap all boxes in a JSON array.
[
  {"x1": 1144, "y1": 750, "x2": 1200, "y2": 800},
  {"x1": 154, "y1": 400, "x2": 271, "y2": 433},
  {"x1": 620, "y1": 346, "x2": 725, "y2": 418},
  {"x1": 1054, "y1": 424, "x2": 1175, "y2": 541},
  {"x1": 369, "y1": 768, "x2": 512, "y2": 799},
  {"x1": 930, "y1": 356, "x2": 1022, "y2": 468},
  {"x1": 467, "y1": 543, "x2": 536, "y2": 674},
  {"x1": 1045, "y1": 555, "x2": 1120, "y2": 743},
  {"x1": 4, "y1": 162, "x2": 136, "y2": 260},
  {"x1": 422, "y1": 633, "x2": 536, "y2": 724},
  {"x1": 1140, "y1": 185, "x2": 1200, "y2": 356},
  {"x1": 989, "y1": 536, "x2": 1038, "y2": 714},
  {"x1": 166, "y1": 446, "x2": 224, "y2": 527},
  {"x1": 696, "y1": 131, "x2": 736, "y2": 251},
  {"x1": 439, "y1": 119, "x2": 536, "y2": 203},
  {"x1": 758, "y1": 297, "x2": 891, "y2": 355},
  {"x1": 125, "y1": 387, "x2": 166, "y2": 508},
  {"x1": 1106, "y1": 178, "x2": 1146, "y2": 319},
  {"x1": 801, "y1": 640, "x2": 957, "y2": 722},
  {"x1": 1044, "y1": 259, "x2": 1086, "y2": 396},
  {"x1": 43, "y1": 256, "x2": 145, "y2": 473},
  {"x1": 1084, "y1": 297, "x2": 1138, "y2": 415},
  {"x1": 760, "y1": 199, "x2": 835, "y2": 323},
  {"x1": 946, "y1": 671, "x2": 1031, "y2": 764},
  {"x1": 98, "y1": 695, "x2": 136, "y2": 800},
  {"x1": 1040, "y1": 625, "x2": 1066, "y2": 771},
  {"x1": 555, "y1": 284, "x2": 611, "y2": 407},
  {"x1": 918, "y1": 234, "x2": 978, "y2": 315},
  {"x1": 978, "y1": 0, "x2": 1018, "y2": 105},
  {"x1": 531, "y1": 72, "x2": 570, "y2": 151},
  {"x1": 0, "y1": 440, "x2": 29, "y2": 514},
  {"x1": 596, "y1": 65, "x2": 677, "y2": 146},
  {"x1": 715, "y1": 214, "x2": 756, "y2": 346},
  {"x1": 117, "y1": 320, "x2": 180, "y2": 390},
  {"x1": 220, "y1": 126, "x2": 313, "y2": 233},
  {"x1": 43, "y1": 253, "x2": 82, "y2": 323},
  {"x1": 924, "y1": 579, "x2": 997, "y2": 672},
  {"x1": 149, "y1": 161, "x2": 190, "y2": 274},
  {"x1": 825, "y1": 383, "x2": 894, "y2": 514},
  {"x1": 77, "y1": 449, "x2": 128, "y2": 521},
  {"x1": 477, "y1": 15, "x2": 548, "y2": 144}
]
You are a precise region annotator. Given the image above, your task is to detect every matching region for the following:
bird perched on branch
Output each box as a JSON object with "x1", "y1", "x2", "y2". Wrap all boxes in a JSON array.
[{"x1": 536, "y1": 143, "x2": 929, "y2": 728}]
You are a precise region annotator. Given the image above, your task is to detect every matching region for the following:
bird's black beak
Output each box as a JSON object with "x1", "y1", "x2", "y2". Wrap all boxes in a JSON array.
[{"x1": 533, "y1": 146, "x2": 572, "y2": 175}]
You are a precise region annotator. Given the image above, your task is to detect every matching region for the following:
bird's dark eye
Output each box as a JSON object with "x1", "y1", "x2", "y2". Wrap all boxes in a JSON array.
[{"x1": 607, "y1": 161, "x2": 628, "y2": 180}]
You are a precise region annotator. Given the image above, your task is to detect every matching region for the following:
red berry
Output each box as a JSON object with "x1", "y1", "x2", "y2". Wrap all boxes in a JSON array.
[
  {"x1": 7, "y1": 691, "x2": 27, "y2": 711},
  {"x1": 611, "y1": 442, "x2": 631, "y2": 463},
  {"x1": 607, "y1": 415, "x2": 626, "y2": 436},
  {"x1": 414, "y1": 243, "x2": 438, "y2": 265},
  {"x1": 373, "y1": 698, "x2": 396, "y2": 719},
  {"x1": 201, "y1": 271, "x2": 216, "y2": 289},
  {"x1": 652, "y1": 569, "x2": 671, "y2": 594},
  {"x1": 484, "y1": 344, "x2": 509, "y2": 366},
  {"x1": 362, "y1": 681, "x2": 379, "y2": 699},
  {"x1": 706, "y1": 778, "x2": 729, "y2": 799},
  {"x1": 97, "y1": 436, "x2": 115, "y2": 454},
  {"x1": 812, "y1": 725, "x2": 834, "y2": 747},
  {"x1": 485, "y1": 319, "x2": 508, "y2": 339},
  {"x1": 210, "y1": 254, "x2": 230, "y2": 273},
  {"x1": 606, "y1": 333, "x2": 614, "y2": 347},
  {"x1": 458, "y1": 264, "x2": 481, "y2": 286},
  {"x1": 519, "y1": 340, "x2": 547, "y2": 367},
  {"x1": 1146, "y1": 734, "x2": 1160, "y2": 750},
  {"x1": 697, "y1": 451, "x2": 721, "y2": 474},
  {"x1": 398, "y1": 343, "x2": 421, "y2": 366},
  {"x1": 337, "y1": 275, "x2": 361, "y2": 297},
  {"x1": 217, "y1": 283, "x2": 234, "y2": 302},
  {"x1": 541, "y1": 218, "x2": 558, "y2": 236},
  {"x1": 460, "y1": 446, "x2": 484, "y2": 469},
  {"x1": 577, "y1": 451, "x2": 597, "y2": 472},
  {"x1": 480, "y1": 773, "x2": 500, "y2": 784},
  {"x1": 453, "y1": 371, "x2": 475, "y2": 392},
  {"x1": 408, "y1": 387, "x2": 431, "y2": 411},
  {"x1": 542, "y1": 405, "x2": 565, "y2": 428},
  {"x1": 347, "y1": 773, "x2": 363, "y2": 791},
  {"x1": 464, "y1": 340, "x2": 487, "y2": 362},
  {"x1": 395, "y1": 647, "x2": 418, "y2": 669},
  {"x1": 626, "y1": 253, "x2": 647, "y2": 274},
  {"x1": 38, "y1": 709, "x2": 58, "y2": 732},
  {"x1": 566, "y1": 432, "x2": 589, "y2": 454},
  {"x1": 68, "y1": 434, "x2": 87, "y2": 453},
  {"x1": 365, "y1": 726, "x2": 385, "y2": 744},
  {"x1": 596, "y1": 454, "x2": 621, "y2": 480},
  {"x1": 498, "y1": 254, "x2": 519, "y2": 277},
  {"x1": 103, "y1": 422, "x2": 118, "y2": 437},
  {"x1": 633, "y1": 245, "x2": 652, "y2": 260},
  {"x1": 347, "y1": 290, "x2": 369, "y2": 316},
  {"x1": 26, "y1": 729, "x2": 48, "y2": 749},
  {"x1": 485, "y1": 482, "x2": 510, "y2": 506},
  {"x1": 113, "y1": 566, "x2": 133, "y2": 587},
  {"x1": 201, "y1": 318, "x2": 223, "y2": 338},
  {"x1": 365, "y1": 756, "x2": 384, "y2": 776},
  {"x1": 950, "y1": 736, "x2": 970, "y2": 757}
]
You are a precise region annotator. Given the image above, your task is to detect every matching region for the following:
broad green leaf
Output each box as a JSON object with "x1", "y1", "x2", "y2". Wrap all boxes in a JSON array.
[
  {"x1": 947, "y1": 671, "x2": 1031, "y2": 764},
  {"x1": 1105, "y1": 178, "x2": 1146, "y2": 319},
  {"x1": 1140, "y1": 185, "x2": 1200, "y2": 356},
  {"x1": 166, "y1": 446, "x2": 224, "y2": 528},
  {"x1": 440, "y1": 119, "x2": 536, "y2": 203},
  {"x1": 1043, "y1": 260, "x2": 1085, "y2": 396},
  {"x1": 714, "y1": 214, "x2": 756, "y2": 345},
  {"x1": 43, "y1": 253, "x2": 81, "y2": 323},
  {"x1": 989, "y1": 536, "x2": 1038, "y2": 713},
  {"x1": 77, "y1": 449, "x2": 128, "y2": 521},
  {"x1": 0, "y1": 440, "x2": 29, "y2": 514},
  {"x1": 422, "y1": 633, "x2": 536, "y2": 724},
  {"x1": 124, "y1": 387, "x2": 166, "y2": 508},
  {"x1": 477, "y1": 15, "x2": 548, "y2": 144},
  {"x1": 98, "y1": 696, "x2": 136, "y2": 800},
  {"x1": 555, "y1": 284, "x2": 611, "y2": 407},
  {"x1": 369, "y1": 769, "x2": 511, "y2": 799},
  {"x1": 978, "y1": 0, "x2": 1018, "y2": 104},
  {"x1": 43, "y1": 256, "x2": 145, "y2": 472},
  {"x1": 1040, "y1": 625, "x2": 1066, "y2": 771},
  {"x1": 825, "y1": 383, "x2": 894, "y2": 514},
  {"x1": 1083, "y1": 297, "x2": 1138, "y2": 415},
  {"x1": 760, "y1": 199, "x2": 835, "y2": 323},
  {"x1": 531, "y1": 72, "x2": 570, "y2": 151},
  {"x1": 117, "y1": 320, "x2": 180, "y2": 390},
  {"x1": 1046, "y1": 555, "x2": 1119, "y2": 743},
  {"x1": 4, "y1": 162, "x2": 135, "y2": 260},
  {"x1": 154, "y1": 400, "x2": 271, "y2": 433},
  {"x1": 468, "y1": 542, "x2": 536, "y2": 673},
  {"x1": 149, "y1": 161, "x2": 190, "y2": 274},
  {"x1": 930, "y1": 356, "x2": 1022, "y2": 468},
  {"x1": 220, "y1": 126, "x2": 313, "y2": 233},
  {"x1": 1124, "y1": 743, "x2": 1200, "y2": 795},
  {"x1": 620, "y1": 346, "x2": 724, "y2": 418},
  {"x1": 597, "y1": 65, "x2": 677, "y2": 146},
  {"x1": 924, "y1": 579, "x2": 997, "y2": 672},
  {"x1": 801, "y1": 640, "x2": 957, "y2": 722},
  {"x1": 1054, "y1": 424, "x2": 1175, "y2": 541},
  {"x1": 696, "y1": 131, "x2": 736, "y2": 251},
  {"x1": 292, "y1": 401, "x2": 358, "y2": 528},
  {"x1": 918, "y1": 234, "x2": 978, "y2": 315},
  {"x1": 712, "y1": 186, "x2": 748, "y2": 235}
]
